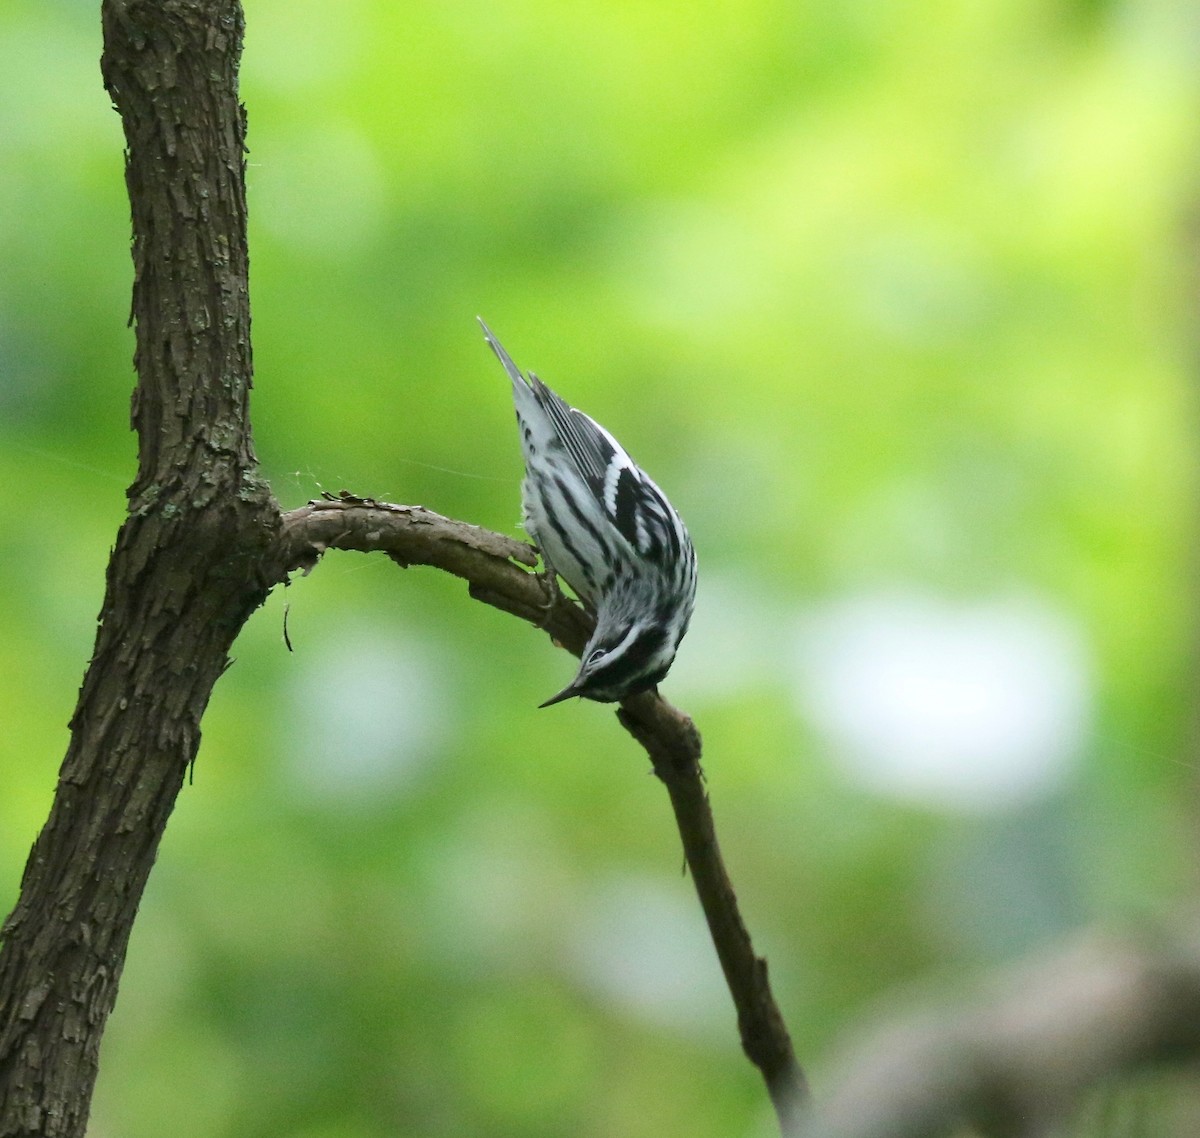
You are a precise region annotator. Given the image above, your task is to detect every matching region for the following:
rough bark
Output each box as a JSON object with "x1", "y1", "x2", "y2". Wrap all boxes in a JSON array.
[{"x1": 0, "y1": 3, "x2": 277, "y2": 1134}]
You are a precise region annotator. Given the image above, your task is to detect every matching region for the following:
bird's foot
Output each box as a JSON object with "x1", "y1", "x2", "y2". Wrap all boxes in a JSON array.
[{"x1": 533, "y1": 566, "x2": 562, "y2": 629}]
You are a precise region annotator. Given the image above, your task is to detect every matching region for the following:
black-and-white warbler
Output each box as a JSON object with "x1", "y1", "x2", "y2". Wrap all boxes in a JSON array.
[{"x1": 479, "y1": 318, "x2": 697, "y2": 707}]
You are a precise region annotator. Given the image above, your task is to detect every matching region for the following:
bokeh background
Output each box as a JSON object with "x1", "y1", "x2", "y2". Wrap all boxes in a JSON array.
[{"x1": 3, "y1": 0, "x2": 1199, "y2": 1134}]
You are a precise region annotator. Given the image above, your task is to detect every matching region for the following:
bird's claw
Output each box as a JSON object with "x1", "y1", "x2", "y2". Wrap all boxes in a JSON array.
[{"x1": 534, "y1": 564, "x2": 561, "y2": 630}]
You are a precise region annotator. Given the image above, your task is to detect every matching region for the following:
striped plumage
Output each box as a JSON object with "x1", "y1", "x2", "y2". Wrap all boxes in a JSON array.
[{"x1": 480, "y1": 318, "x2": 697, "y2": 707}]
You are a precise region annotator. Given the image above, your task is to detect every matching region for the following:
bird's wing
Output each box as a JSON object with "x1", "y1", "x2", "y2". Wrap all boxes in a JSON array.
[{"x1": 527, "y1": 375, "x2": 621, "y2": 498}]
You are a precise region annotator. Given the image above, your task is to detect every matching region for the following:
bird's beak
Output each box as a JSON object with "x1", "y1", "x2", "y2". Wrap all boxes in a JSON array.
[{"x1": 538, "y1": 681, "x2": 581, "y2": 709}]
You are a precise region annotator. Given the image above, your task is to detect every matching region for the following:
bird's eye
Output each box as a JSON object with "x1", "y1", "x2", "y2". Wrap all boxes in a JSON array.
[{"x1": 586, "y1": 648, "x2": 606, "y2": 666}]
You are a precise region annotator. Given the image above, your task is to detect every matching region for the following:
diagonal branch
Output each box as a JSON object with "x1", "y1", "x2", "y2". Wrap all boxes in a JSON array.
[
  {"x1": 268, "y1": 494, "x2": 810, "y2": 1130},
  {"x1": 617, "y1": 698, "x2": 810, "y2": 1130},
  {"x1": 796, "y1": 921, "x2": 1200, "y2": 1138}
]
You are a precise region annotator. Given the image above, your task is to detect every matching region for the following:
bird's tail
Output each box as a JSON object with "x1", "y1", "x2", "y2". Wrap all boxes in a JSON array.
[{"x1": 477, "y1": 317, "x2": 527, "y2": 390}]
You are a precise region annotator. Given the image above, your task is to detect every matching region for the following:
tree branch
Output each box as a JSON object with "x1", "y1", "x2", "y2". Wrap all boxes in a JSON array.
[
  {"x1": 269, "y1": 494, "x2": 810, "y2": 1129},
  {"x1": 797, "y1": 921, "x2": 1200, "y2": 1138},
  {"x1": 617, "y1": 698, "x2": 810, "y2": 1129}
]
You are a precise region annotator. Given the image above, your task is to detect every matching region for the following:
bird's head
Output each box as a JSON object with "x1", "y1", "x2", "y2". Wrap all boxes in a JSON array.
[{"x1": 539, "y1": 614, "x2": 678, "y2": 707}]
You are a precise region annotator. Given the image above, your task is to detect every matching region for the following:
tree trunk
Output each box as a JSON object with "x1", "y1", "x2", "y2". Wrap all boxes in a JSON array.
[{"x1": 0, "y1": 3, "x2": 275, "y2": 1133}]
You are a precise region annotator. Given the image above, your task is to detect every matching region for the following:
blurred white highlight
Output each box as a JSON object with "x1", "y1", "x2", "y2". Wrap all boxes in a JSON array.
[{"x1": 793, "y1": 592, "x2": 1091, "y2": 811}]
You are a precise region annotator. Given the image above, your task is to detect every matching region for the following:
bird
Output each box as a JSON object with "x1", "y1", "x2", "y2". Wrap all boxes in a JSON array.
[{"x1": 479, "y1": 318, "x2": 697, "y2": 707}]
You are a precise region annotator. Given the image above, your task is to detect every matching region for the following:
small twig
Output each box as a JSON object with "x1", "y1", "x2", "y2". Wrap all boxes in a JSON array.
[{"x1": 268, "y1": 494, "x2": 809, "y2": 1130}]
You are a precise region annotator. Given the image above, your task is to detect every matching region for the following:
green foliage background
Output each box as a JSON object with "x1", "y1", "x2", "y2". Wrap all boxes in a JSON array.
[{"x1": 1, "y1": 0, "x2": 1198, "y2": 1134}]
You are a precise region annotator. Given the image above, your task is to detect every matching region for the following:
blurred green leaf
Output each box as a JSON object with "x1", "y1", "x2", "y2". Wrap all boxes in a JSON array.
[{"x1": 2, "y1": 0, "x2": 1198, "y2": 1133}]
